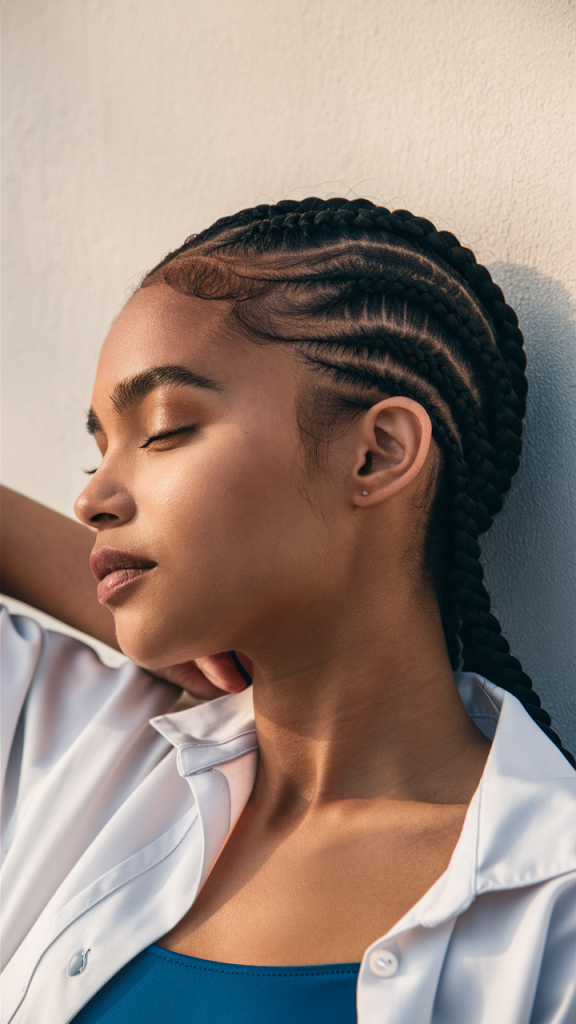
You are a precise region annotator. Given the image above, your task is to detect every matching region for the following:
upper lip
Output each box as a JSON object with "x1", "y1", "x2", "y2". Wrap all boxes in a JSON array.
[{"x1": 90, "y1": 547, "x2": 157, "y2": 582}]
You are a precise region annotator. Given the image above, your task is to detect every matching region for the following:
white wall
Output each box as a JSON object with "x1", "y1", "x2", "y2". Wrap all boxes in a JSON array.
[{"x1": 2, "y1": 0, "x2": 574, "y2": 750}]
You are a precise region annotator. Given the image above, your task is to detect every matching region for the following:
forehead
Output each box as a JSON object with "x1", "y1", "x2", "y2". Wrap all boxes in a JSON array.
[{"x1": 93, "y1": 284, "x2": 295, "y2": 400}]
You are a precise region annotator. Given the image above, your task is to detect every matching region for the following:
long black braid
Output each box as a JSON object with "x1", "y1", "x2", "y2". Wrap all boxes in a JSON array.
[{"x1": 143, "y1": 196, "x2": 574, "y2": 766}]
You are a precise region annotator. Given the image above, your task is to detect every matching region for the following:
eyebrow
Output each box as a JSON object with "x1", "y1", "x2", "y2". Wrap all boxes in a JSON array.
[{"x1": 86, "y1": 364, "x2": 223, "y2": 434}]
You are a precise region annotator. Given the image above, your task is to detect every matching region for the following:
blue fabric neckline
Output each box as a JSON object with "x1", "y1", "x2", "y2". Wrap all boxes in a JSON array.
[
  {"x1": 147, "y1": 944, "x2": 362, "y2": 975},
  {"x1": 71, "y1": 941, "x2": 361, "y2": 1022}
]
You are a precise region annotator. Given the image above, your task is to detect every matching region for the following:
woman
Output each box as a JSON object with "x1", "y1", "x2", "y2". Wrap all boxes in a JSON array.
[{"x1": 2, "y1": 197, "x2": 574, "y2": 1024}]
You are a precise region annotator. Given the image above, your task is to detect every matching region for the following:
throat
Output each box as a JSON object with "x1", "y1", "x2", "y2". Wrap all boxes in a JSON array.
[{"x1": 248, "y1": 652, "x2": 489, "y2": 809}]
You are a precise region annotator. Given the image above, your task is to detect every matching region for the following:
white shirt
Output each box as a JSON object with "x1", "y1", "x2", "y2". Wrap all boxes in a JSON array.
[{"x1": 1, "y1": 607, "x2": 574, "y2": 1024}]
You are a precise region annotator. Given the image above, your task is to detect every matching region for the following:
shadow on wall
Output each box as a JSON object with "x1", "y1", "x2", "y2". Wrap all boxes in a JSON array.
[{"x1": 481, "y1": 264, "x2": 575, "y2": 756}]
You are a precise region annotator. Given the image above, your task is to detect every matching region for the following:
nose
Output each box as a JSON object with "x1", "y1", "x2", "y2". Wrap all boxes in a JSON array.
[{"x1": 74, "y1": 470, "x2": 137, "y2": 529}]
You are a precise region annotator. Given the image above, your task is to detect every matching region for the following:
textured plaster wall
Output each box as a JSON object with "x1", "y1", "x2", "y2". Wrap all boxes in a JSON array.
[{"x1": 2, "y1": 0, "x2": 575, "y2": 750}]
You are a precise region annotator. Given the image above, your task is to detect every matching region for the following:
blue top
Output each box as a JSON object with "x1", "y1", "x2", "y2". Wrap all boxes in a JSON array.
[{"x1": 71, "y1": 944, "x2": 361, "y2": 1022}]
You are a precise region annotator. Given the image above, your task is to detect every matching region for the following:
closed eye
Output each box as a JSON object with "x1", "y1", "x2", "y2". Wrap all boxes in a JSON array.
[
  {"x1": 140, "y1": 424, "x2": 197, "y2": 449},
  {"x1": 83, "y1": 424, "x2": 197, "y2": 473}
]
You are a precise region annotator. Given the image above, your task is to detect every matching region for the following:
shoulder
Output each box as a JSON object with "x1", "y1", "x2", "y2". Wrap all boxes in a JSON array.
[
  {"x1": 1, "y1": 606, "x2": 182, "y2": 810},
  {"x1": 1, "y1": 604, "x2": 177, "y2": 733}
]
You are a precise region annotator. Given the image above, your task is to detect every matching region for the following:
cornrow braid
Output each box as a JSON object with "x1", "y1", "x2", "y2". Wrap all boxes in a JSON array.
[{"x1": 142, "y1": 197, "x2": 574, "y2": 766}]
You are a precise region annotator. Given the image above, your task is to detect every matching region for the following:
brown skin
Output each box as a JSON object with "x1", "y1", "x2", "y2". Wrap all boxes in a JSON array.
[
  {"x1": 1, "y1": 485, "x2": 118, "y2": 649},
  {"x1": 12, "y1": 283, "x2": 491, "y2": 965},
  {"x1": 0, "y1": 488, "x2": 247, "y2": 698}
]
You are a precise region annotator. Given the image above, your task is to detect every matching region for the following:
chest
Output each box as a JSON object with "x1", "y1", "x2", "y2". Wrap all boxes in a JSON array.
[{"x1": 160, "y1": 799, "x2": 468, "y2": 964}]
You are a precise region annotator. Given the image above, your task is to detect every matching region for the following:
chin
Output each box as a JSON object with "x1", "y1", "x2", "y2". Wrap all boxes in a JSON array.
[
  {"x1": 112, "y1": 610, "x2": 173, "y2": 669},
  {"x1": 112, "y1": 603, "x2": 216, "y2": 671}
]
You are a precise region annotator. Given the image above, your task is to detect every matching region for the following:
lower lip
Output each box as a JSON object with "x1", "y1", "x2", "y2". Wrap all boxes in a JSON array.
[{"x1": 97, "y1": 567, "x2": 155, "y2": 604}]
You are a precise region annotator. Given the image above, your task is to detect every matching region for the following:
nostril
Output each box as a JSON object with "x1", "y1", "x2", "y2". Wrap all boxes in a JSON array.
[{"x1": 91, "y1": 513, "x2": 120, "y2": 525}]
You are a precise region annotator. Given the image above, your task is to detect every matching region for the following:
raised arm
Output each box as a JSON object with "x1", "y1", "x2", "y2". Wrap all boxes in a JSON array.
[
  {"x1": 0, "y1": 485, "x2": 249, "y2": 697},
  {"x1": 0, "y1": 485, "x2": 119, "y2": 648}
]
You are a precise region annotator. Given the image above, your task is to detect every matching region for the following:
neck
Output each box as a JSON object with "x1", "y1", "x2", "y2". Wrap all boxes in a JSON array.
[{"x1": 247, "y1": 580, "x2": 490, "y2": 815}]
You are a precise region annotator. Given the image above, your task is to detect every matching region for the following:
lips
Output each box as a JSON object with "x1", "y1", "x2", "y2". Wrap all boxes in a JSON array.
[{"x1": 90, "y1": 547, "x2": 157, "y2": 604}]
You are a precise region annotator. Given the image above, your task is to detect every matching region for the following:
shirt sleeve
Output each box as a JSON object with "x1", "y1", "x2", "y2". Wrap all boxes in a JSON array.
[{"x1": 0, "y1": 606, "x2": 180, "y2": 855}]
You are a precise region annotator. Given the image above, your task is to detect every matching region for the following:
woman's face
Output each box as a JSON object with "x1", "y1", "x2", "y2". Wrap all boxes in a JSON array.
[{"x1": 75, "y1": 284, "x2": 353, "y2": 670}]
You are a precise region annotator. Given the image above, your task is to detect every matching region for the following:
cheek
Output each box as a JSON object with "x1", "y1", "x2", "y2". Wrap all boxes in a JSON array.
[
  {"x1": 116, "y1": 430, "x2": 323, "y2": 664},
  {"x1": 167, "y1": 435, "x2": 309, "y2": 590}
]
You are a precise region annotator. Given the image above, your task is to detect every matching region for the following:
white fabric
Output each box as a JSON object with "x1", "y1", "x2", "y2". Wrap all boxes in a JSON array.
[{"x1": 0, "y1": 607, "x2": 574, "y2": 1024}]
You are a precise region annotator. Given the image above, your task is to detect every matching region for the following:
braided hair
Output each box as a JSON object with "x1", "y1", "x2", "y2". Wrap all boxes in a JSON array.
[{"x1": 142, "y1": 196, "x2": 574, "y2": 766}]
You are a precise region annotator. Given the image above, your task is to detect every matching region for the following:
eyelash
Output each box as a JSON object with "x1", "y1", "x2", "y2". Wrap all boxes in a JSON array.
[
  {"x1": 139, "y1": 423, "x2": 197, "y2": 448},
  {"x1": 83, "y1": 424, "x2": 197, "y2": 475}
]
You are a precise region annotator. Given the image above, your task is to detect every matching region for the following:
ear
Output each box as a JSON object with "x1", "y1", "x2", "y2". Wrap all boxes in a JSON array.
[{"x1": 351, "y1": 397, "x2": 432, "y2": 507}]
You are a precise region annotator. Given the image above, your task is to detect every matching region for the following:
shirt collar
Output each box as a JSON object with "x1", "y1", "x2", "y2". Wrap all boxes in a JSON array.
[
  {"x1": 151, "y1": 672, "x2": 575, "y2": 923},
  {"x1": 463, "y1": 674, "x2": 575, "y2": 887},
  {"x1": 419, "y1": 673, "x2": 575, "y2": 928},
  {"x1": 150, "y1": 685, "x2": 258, "y2": 776}
]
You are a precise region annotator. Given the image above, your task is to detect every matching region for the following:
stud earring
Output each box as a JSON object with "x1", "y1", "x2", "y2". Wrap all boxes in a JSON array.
[{"x1": 362, "y1": 490, "x2": 368, "y2": 496}]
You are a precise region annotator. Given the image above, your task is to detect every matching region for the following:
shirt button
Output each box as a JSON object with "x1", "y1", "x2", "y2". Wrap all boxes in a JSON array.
[
  {"x1": 68, "y1": 950, "x2": 90, "y2": 976},
  {"x1": 369, "y1": 949, "x2": 399, "y2": 978}
]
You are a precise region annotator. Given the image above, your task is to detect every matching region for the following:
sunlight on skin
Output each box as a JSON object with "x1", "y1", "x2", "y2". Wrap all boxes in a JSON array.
[{"x1": 71, "y1": 283, "x2": 491, "y2": 964}]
